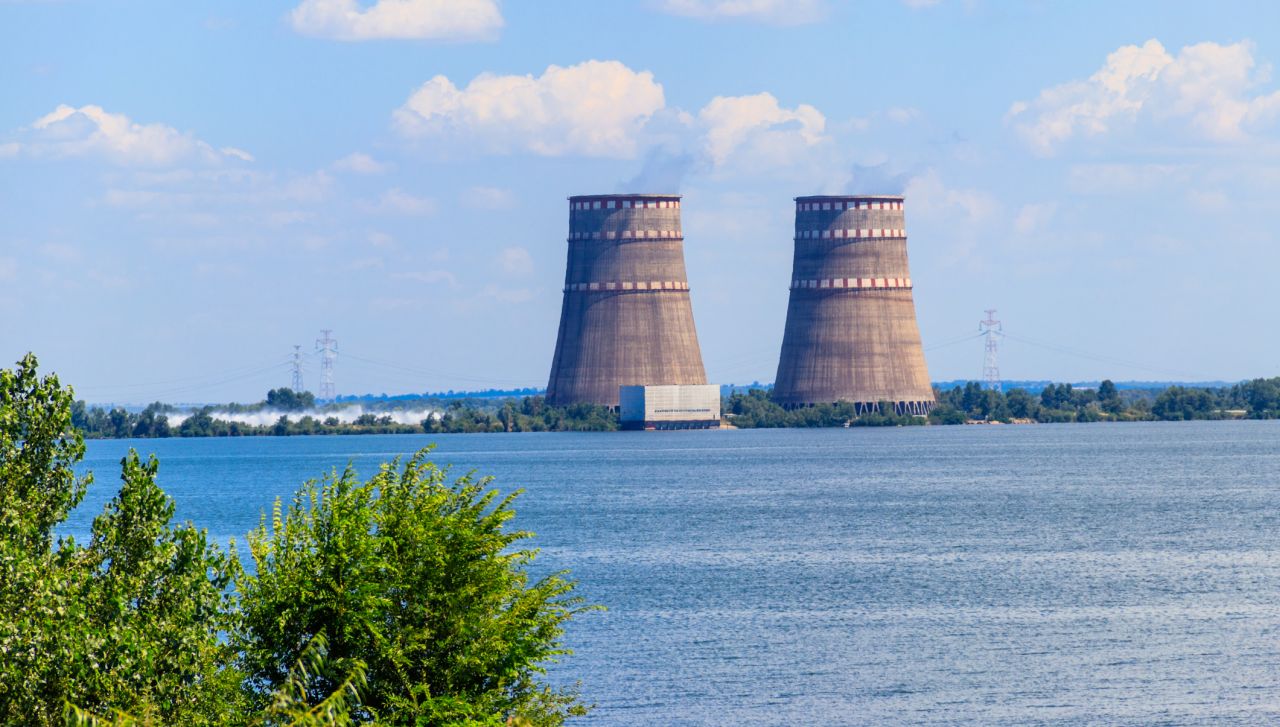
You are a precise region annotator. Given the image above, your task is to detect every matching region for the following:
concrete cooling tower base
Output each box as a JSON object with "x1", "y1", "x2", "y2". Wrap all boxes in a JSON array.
[
  {"x1": 548, "y1": 288, "x2": 706, "y2": 407},
  {"x1": 773, "y1": 288, "x2": 933, "y2": 414}
]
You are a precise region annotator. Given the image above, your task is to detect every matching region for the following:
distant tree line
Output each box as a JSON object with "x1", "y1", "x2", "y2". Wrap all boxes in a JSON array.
[
  {"x1": 424, "y1": 397, "x2": 617, "y2": 433},
  {"x1": 72, "y1": 389, "x2": 618, "y2": 439},
  {"x1": 724, "y1": 390, "x2": 925, "y2": 428},
  {"x1": 928, "y1": 378, "x2": 1280, "y2": 423},
  {"x1": 72, "y1": 378, "x2": 1280, "y2": 439},
  {"x1": 727, "y1": 377, "x2": 1280, "y2": 427}
]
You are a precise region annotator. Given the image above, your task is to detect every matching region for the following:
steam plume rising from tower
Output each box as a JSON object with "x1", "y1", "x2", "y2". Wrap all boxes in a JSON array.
[
  {"x1": 773, "y1": 195, "x2": 934, "y2": 414},
  {"x1": 547, "y1": 194, "x2": 708, "y2": 407}
]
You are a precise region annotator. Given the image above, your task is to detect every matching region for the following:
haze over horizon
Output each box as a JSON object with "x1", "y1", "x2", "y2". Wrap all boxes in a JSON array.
[{"x1": 4, "y1": 0, "x2": 1280, "y2": 402}]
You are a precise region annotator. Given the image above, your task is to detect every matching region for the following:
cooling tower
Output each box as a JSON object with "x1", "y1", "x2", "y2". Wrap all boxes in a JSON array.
[
  {"x1": 546, "y1": 194, "x2": 708, "y2": 407},
  {"x1": 773, "y1": 195, "x2": 934, "y2": 414}
]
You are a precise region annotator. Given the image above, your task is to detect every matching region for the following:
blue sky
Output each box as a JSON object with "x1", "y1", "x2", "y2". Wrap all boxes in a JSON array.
[{"x1": 4, "y1": 0, "x2": 1280, "y2": 403}]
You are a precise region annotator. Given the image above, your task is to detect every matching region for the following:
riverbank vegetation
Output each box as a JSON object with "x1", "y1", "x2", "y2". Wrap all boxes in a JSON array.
[
  {"x1": 927, "y1": 377, "x2": 1280, "y2": 423},
  {"x1": 2, "y1": 354, "x2": 591, "y2": 725},
  {"x1": 725, "y1": 377, "x2": 1280, "y2": 427},
  {"x1": 723, "y1": 390, "x2": 926, "y2": 427},
  {"x1": 72, "y1": 390, "x2": 618, "y2": 439},
  {"x1": 68, "y1": 376, "x2": 1280, "y2": 440}
]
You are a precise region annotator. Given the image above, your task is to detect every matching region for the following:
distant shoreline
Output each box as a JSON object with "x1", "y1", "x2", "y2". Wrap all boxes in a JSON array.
[
  {"x1": 72, "y1": 378, "x2": 1280, "y2": 440},
  {"x1": 78, "y1": 414, "x2": 1273, "y2": 441}
]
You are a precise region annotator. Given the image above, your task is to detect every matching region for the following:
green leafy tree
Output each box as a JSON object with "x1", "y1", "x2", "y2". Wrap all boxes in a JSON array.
[
  {"x1": 179, "y1": 409, "x2": 216, "y2": 437},
  {"x1": 1004, "y1": 389, "x2": 1039, "y2": 419},
  {"x1": 1097, "y1": 379, "x2": 1125, "y2": 415},
  {"x1": 266, "y1": 388, "x2": 317, "y2": 412},
  {"x1": 66, "y1": 634, "x2": 365, "y2": 727},
  {"x1": 255, "y1": 634, "x2": 367, "y2": 727},
  {"x1": 0, "y1": 355, "x2": 241, "y2": 726},
  {"x1": 498, "y1": 402, "x2": 516, "y2": 432},
  {"x1": 236, "y1": 449, "x2": 592, "y2": 725},
  {"x1": 0, "y1": 354, "x2": 90, "y2": 553},
  {"x1": 1068, "y1": 385, "x2": 1096, "y2": 409},
  {"x1": 1239, "y1": 378, "x2": 1280, "y2": 417},
  {"x1": 1097, "y1": 379, "x2": 1118, "y2": 402},
  {"x1": 4, "y1": 355, "x2": 593, "y2": 725},
  {"x1": 1152, "y1": 385, "x2": 1220, "y2": 420},
  {"x1": 927, "y1": 404, "x2": 966, "y2": 425},
  {"x1": 131, "y1": 406, "x2": 173, "y2": 439},
  {"x1": 960, "y1": 382, "x2": 986, "y2": 417},
  {"x1": 1040, "y1": 383, "x2": 1058, "y2": 409}
]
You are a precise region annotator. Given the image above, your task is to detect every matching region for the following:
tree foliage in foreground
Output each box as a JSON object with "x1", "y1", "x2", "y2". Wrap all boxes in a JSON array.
[
  {"x1": 67, "y1": 633, "x2": 367, "y2": 727},
  {"x1": 0, "y1": 354, "x2": 241, "y2": 724},
  {"x1": 237, "y1": 452, "x2": 590, "y2": 725},
  {"x1": 0, "y1": 354, "x2": 590, "y2": 726}
]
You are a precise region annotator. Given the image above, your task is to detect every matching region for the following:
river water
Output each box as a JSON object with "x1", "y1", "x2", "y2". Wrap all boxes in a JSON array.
[{"x1": 75, "y1": 422, "x2": 1280, "y2": 725}]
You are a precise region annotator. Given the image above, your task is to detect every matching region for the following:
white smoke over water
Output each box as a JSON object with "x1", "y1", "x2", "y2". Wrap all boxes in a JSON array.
[{"x1": 165, "y1": 405, "x2": 439, "y2": 428}]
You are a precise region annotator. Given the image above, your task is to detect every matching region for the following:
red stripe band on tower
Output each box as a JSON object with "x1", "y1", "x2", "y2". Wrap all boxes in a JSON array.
[
  {"x1": 795, "y1": 229, "x2": 905, "y2": 240},
  {"x1": 795, "y1": 200, "x2": 904, "y2": 211},
  {"x1": 568, "y1": 230, "x2": 684, "y2": 241},
  {"x1": 570, "y1": 198, "x2": 681, "y2": 210},
  {"x1": 564, "y1": 281, "x2": 691, "y2": 292},
  {"x1": 789, "y1": 277, "x2": 912, "y2": 290}
]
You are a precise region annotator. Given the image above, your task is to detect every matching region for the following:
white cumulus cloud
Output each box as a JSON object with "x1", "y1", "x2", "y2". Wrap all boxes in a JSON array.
[
  {"x1": 902, "y1": 170, "x2": 1000, "y2": 264},
  {"x1": 1065, "y1": 162, "x2": 1186, "y2": 195},
  {"x1": 1013, "y1": 202, "x2": 1057, "y2": 235},
  {"x1": 334, "y1": 151, "x2": 392, "y2": 174},
  {"x1": 393, "y1": 60, "x2": 666, "y2": 158},
  {"x1": 392, "y1": 269, "x2": 457, "y2": 286},
  {"x1": 497, "y1": 246, "x2": 533, "y2": 277},
  {"x1": 464, "y1": 185, "x2": 515, "y2": 209},
  {"x1": 905, "y1": 169, "x2": 998, "y2": 224},
  {"x1": 391, "y1": 62, "x2": 843, "y2": 176},
  {"x1": 220, "y1": 146, "x2": 255, "y2": 161},
  {"x1": 6, "y1": 105, "x2": 250, "y2": 166},
  {"x1": 1009, "y1": 39, "x2": 1280, "y2": 155},
  {"x1": 39, "y1": 243, "x2": 83, "y2": 263},
  {"x1": 290, "y1": 0, "x2": 502, "y2": 41},
  {"x1": 697, "y1": 92, "x2": 827, "y2": 168},
  {"x1": 363, "y1": 188, "x2": 436, "y2": 215},
  {"x1": 657, "y1": 0, "x2": 825, "y2": 24}
]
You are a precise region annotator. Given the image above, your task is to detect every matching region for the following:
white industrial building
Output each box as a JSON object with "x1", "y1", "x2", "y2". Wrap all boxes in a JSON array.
[{"x1": 619, "y1": 384, "x2": 721, "y2": 430}]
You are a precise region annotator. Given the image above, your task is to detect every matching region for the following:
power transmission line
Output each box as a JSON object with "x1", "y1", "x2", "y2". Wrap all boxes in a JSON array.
[
  {"x1": 315, "y1": 330, "x2": 337, "y2": 402},
  {"x1": 76, "y1": 357, "x2": 296, "y2": 394},
  {"x1": 134, "y1": 360, "x2": 294, "y2": 400},
  {"x1": 924, "y1": 332, "x2": 985, "y2": 352},
  {"x1": 980, "y1": 309, "x2": 1002, "y2": 391},
  {"x1": 340, "y1": 352, "x2": 537, "y2": 388},
  {"x1": 290, "y1": 345, "x2": 305, "y2": 393},
  {"x1": 1000, "y1": 332, "x2": 1208, "y2": 380}
]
